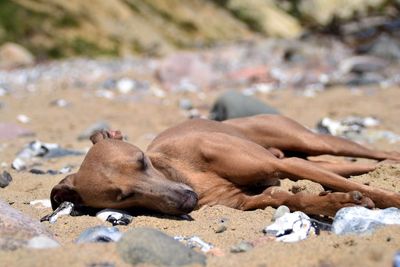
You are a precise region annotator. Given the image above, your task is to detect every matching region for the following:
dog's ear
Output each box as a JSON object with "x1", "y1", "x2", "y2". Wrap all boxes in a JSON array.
[
  {"x1": 90, "y1": 130, "x2": 123, "y2": 144},
  {"x1": 50, "y1": 174, "x2": 82, "y2": 210}
]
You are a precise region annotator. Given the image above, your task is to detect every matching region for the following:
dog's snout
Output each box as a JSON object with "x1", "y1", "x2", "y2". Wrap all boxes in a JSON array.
[{"x1": 178, "y1": 189, "x2": 198, "y2": 213}]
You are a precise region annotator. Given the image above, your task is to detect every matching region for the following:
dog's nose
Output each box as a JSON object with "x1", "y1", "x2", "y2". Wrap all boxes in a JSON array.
[{"x1": 178, "y1": 190, "x2": 198, "y2": 213}]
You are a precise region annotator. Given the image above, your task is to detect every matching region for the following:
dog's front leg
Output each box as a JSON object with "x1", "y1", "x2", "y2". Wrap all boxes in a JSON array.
[
  {"x1": 275, "y1": 157, "x2": 400, "y2": 209},
  {"x1": 239, "y1": 186, "x2": 374, "y2": 216}
]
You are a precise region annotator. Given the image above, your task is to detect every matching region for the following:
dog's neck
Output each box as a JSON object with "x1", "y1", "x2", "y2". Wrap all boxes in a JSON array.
[{"x1": 147, "y1": 152, "x2": 191, "y2": 185}]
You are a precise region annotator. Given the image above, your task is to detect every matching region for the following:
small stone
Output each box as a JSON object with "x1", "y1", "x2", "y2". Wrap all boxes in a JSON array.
[
  {"x1": 76, "y1": 226, "x2": 122, "y2": 244},
  {"x1": 179, "y1": 99, "x2": 193, "y2": 110},
  {"x1": 214, "y1": 224, "x2": 227, "y2": 233},
  {"x1": 27, "y1": 235, "x2": 60, "y2": 249},
  {"x1": 117, "y1": 78, "x2": 135, "y2": 94},
  {"x1": 272, "y1": 205, "x2": 290, "y2": 221},
  {"x1": 50, "y1": 99, "x2": 70, "y2": 107},
  {"x1": 11, "y1": 157, "x2": 26, "y2": 171},
  {"x1": 117, "y1": 228, "x2": 206, "y2": 266},
  {"x1": 0, "y1": 171, "x2": 12, "y2": 188},
  {"x1": 230, "y1": 241, "x2": 253, "y2": 253},
  {"x1": 17, "y1": 114, "x2": 30, "y2": 124}
]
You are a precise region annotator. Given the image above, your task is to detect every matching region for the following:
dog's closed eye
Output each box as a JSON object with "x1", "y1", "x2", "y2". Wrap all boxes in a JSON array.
[{"x1": 136, "y1": 152, "x2": 147, "y2": 170}]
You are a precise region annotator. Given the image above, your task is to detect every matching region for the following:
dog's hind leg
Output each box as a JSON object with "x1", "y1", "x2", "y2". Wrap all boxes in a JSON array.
[
  {"x1": 226, "y1": 115, "x2": 400, "y2": 161},
  {"x1": 240, "y1": 187, "x2": 374, "y2": 216}
]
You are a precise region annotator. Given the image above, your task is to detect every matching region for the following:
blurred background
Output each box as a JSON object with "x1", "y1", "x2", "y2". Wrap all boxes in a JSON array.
[{"x1": 0, "y1": 0, "x2": 399, "y2": 60}]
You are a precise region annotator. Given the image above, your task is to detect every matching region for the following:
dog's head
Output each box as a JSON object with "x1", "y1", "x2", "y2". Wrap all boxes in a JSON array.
[{"x1": 50, "y1": 130, "x2": 198, "y2": 215}]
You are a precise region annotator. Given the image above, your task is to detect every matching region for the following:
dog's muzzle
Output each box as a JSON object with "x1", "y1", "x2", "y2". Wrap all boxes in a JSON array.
[{"x1": 178, "y1": 189, "x2": 198, "y2": 214}]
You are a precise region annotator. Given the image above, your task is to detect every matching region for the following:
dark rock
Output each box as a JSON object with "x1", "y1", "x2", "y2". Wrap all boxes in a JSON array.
[
  {"x1": 0, "y1": 199, "x2": 55, "y2": 250},
  {"x1": 209, "y1": 90, "x2": 279, "y2": 121},
  {"x1": 0, "y1": 171, "x2": 12, "y2": 188},
  {"x1": 117, "y1": 227, "x2": 206, "y2": 266}
]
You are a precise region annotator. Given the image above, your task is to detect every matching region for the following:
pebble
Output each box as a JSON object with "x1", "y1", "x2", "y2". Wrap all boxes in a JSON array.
[
  {"x1": 272, "y1": 205, "x2": 290, "y2": 221},
  {"x1": 117, "y1": 227, "x2": 206, "y2": 266},
  {"x1": 117, "y1": 78, "x2": 135, "y2": 94},
  {"x1": 230, "y1": 241, "x2": 253, "y2": 253},
  {"x1": 17, "y1": 114, "x2": 31, "y2": 124},
  {"x1": 0, "y1": 171, "x2": 12, "y2": 188},
  {"x1": 214, "y1": 224, "x2": 227, "y2": 233},
  {"x1": 179, "y1": 98, "x2": 193, "y2": 110},
  {"x1": 27, "y1": 235, "x2": 60, "y2": 249},
  {"x1": 75, "y1": 226, "x2": 122, "y2": 244}
]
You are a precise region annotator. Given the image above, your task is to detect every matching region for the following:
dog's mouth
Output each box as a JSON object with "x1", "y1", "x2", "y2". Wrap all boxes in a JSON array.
[{"x1": 177, "y1": 190, "x2": 198, "y2": 214}]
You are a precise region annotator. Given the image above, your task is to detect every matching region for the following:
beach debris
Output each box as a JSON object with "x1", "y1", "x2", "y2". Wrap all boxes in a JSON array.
[
  {"x1": 27, "y1": 235, "x2": 60, "y2": 249},
  {"x1": 264, "y1": 211, "x2": 324, "y2": 242},
  {"x1": 0, "y1": 199, "x2": 55, "y2": 250},
  {"x1": 40, "y1": 201, "x2": 74, "y2": 224},
  {"x1": 17, "y1": 114, "x2": 31, "y2": 124},
  {"x1": 332, "y1": 206, "x2": 400, "y2": 235},
  {"x1": 96, "y1": 209, "x2": 133, "y2": 226},
  {"x1": 0, "y1": 123, "x2": 35, "y2": 140},
  {"x1": 76, "y1": 226, "x2": 122, "y2": 244},
  {"x1": 12, "y1": 141, "x2": 84, "y2": 171},
  {"x1": 77, "y1": 121, "x2": 110, "y2": 141},
  {"x1": 117, "y1": 228, "x2": 206, "y2": 266},
  {"x1": 316, "y1": 116, "x2": 400, "y2": 143},
  {"x1": 230, "y1": 241, "x2": 253, "y2": 253},
  {"x1": 29, "y1": 165, "x2": 73, "y2": 175},
  {"x1": 174, "y1": 236, "x2": 214, "y2": 253},
  {"x1": 0, "y1": 171, "x2": 12, "y2": 188},
  {"x1": 209, "y1": 90, "x2": 279, "y2": 121},
  {"x1": 29, "y1": 199, "x2": 52, "y2": 209}
]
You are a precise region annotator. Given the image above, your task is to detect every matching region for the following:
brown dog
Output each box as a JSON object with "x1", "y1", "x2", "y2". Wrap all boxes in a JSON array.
[{"x1": 50, "y1": 115, "x2": 400, "y2": 217}]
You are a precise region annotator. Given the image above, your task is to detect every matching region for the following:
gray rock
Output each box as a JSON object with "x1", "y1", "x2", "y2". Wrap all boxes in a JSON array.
[
  {"x1": 78, "y1": 121, "x2": 110, "y2": 141},
  {"x1": 76, "y1": 226, "x2": 122, "y2": 244},
  {"x1": 230, "y1": 241, "x2": 253, "y2": 253},
  {"x1": 0, "y1": 171, "x2": 12, "y2": 188},
  {"x1": 117, "y1": 227, "x2": 206, "y2": 266},
  {"x1": 209, "y1": 90, "x2": 279, "y2": 121},
  {"x1": 0, "y1": 199, "x2": 55, "y2": 250}
]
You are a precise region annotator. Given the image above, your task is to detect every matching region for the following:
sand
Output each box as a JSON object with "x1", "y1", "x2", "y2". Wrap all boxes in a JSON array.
[{"x1": 1, "y1": 84, "x2": 400, "y2": 267}]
